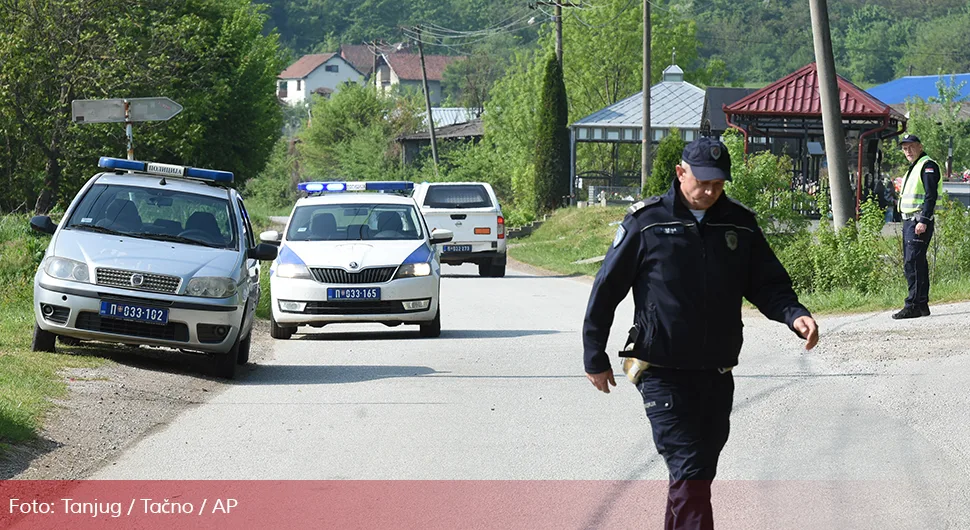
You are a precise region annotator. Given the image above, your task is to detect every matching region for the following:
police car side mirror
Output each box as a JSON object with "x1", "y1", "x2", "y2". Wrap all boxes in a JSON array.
[
  {"x1": 30, "y1": 215, "x2": 56, "y2": 235},
  {"x1": 259, "y1": 230, "x2": 281, "y2": 245},
  {"x1": 430, "y1": 228, "x2": 453, "y2": 245},
  {"x1": 248, "y1": 243, "x2": 278, "y2": 261}
]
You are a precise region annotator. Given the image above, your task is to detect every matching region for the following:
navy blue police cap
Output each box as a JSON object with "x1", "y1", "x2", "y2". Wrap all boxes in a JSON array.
[
  {"x1": 682, "y1": 137, "x2": 732, "y2": 181},
  {"x1": 900, "y1": 134, "x2": 921, "y2": 144}
]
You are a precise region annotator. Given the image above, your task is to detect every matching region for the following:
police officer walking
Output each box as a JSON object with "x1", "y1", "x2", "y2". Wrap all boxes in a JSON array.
[
  {"x1": 583, "y1": 137, "x2": 819, "y2": 530},
  {"x1": 892, "y1": 134, "x2": 942, "y2": 319}
]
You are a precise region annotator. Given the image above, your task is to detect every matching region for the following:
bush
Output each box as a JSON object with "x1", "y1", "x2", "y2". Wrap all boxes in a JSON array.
[{"x1": 644, "y1": 130, "x2": 685, "y2": 197}]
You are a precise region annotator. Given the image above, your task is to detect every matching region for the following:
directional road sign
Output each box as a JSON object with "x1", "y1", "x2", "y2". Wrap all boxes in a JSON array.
[{"x1": 72, "y1": 97, "x2": 183, "y2": 123}]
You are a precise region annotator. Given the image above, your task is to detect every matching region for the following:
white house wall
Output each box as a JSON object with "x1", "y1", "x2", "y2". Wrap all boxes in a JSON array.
[
  {"x1": 279, "y1": 57, "x2": 363, "y2": 106},
  {"x1": 304, "y1": 58, "x2": 362, "y2": 98}
]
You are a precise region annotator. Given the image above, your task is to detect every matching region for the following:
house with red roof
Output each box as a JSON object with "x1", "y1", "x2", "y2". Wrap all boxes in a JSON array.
[
  {"x1": 374, "y1": 52, "x2": 464, "y2": 105},
  {"x1": 277, "y1": 53, "x2": 364, "y2": 106}
]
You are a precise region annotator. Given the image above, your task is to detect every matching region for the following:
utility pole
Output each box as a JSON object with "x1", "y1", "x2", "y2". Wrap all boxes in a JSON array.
[
  {"x1": 415, "y1": 26, "x2": 439, "y2": 175},
  {"x1": 641, "y1": 0, "x2": 651, "y2": 192},
  {"x1": 532, "y1": 1, "x2": 580, "y2": 66},
  {"x1": 809, "y1": 0, "x2": 852, "y2": 228}
]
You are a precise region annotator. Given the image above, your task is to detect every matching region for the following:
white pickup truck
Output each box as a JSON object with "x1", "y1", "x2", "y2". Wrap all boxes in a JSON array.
[{"x1": 413, "y1": 182, "x2": 506, "y2": 277}]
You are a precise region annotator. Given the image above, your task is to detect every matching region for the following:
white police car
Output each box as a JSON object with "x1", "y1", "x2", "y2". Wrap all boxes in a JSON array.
[
  {"x1": 30, "y1": 157, "x2": 278, "y2": 379},
  {"x1": 260, "y1": 181, "x2": 453, "y2": 339}
]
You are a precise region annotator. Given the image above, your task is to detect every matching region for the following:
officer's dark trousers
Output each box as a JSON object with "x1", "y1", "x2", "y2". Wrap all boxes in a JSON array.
[
  {"x1": 636, "y1": 367, "x2": 734, "y2": 530},
  {"x1": 902, "y1": 219, "x2": 934, "y2": 308}
]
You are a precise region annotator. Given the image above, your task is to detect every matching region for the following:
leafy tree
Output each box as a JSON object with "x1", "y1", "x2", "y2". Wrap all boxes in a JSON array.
[
  {"x1": 483, "y1": 47, "x2": 545, "y2": 218},
  {"x1": 897, "y1": 9, "x2": 970, "y2": 77},
  {"x1": 0, "y1": 0, "x2": 285, "y2": 213},
  {"x1": 888, "y1": 77, "x2": 970, "y2": 176},
  {"x1": 297, "y1": 83, "x2": 421, "y2": 180},
  {"x1": 441, "y1": 34, "x2": 517, "y2": 114},
  {"x1": 838, "y1": 5, "x2": 910, "y2": 84},
  {"x1": 534, "y1": 54, "x2": 569, "y2": 212},
  {"x1": 645, "y1": 130, "x2": 684, "y2": 197}
]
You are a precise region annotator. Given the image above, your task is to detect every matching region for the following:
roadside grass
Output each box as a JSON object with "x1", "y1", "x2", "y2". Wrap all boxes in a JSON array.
[
  {"x1": 508, "y1": 206, "x2": 970, "y2": 315},
  {"x1": 249, "y1": 213, "x2": 277, "y2": 321},
  {"x1": 508, "y1": 206, "x2": 628, "y2": 277},
  {"x1": 0, "y1": 214, "x2": 104, "y2": 447}
]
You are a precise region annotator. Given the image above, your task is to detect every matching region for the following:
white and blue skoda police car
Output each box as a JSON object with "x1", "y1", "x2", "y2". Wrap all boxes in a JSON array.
[
  {"x1": 30, "y1": 157, "x2": 278, "y2": 379},
  {"x1": 260, "y1": 181, "x2": 453, "y2": 339}
]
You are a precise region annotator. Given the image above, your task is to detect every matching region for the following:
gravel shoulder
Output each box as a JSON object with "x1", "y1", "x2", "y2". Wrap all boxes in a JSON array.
[{"x1": 1, "y1": 320, "x2": 276, "y2": 480}]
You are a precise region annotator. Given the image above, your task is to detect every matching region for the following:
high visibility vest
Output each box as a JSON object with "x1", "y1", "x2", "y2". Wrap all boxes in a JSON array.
[{"x1": 899, "y1": 154, "x2": 943, "y2": 214}]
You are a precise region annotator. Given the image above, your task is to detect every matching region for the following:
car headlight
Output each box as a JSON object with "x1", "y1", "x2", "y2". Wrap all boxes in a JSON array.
[
  {"x1": 394, "y1": 262, "x2": 432, "y2": 279},
  {"x1": 275, "y1": 263, "x2": 312, "y2": 279},
  {"x1": 186, "y1": 277, "x2": 237, "y2": 298},
  {"x1": 44, "y1": 257, "x2": 90, "y2": 283}
]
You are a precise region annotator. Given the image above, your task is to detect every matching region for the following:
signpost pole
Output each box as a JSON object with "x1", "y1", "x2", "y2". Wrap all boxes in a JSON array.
[{"x1": 124, "y1": 99, "x2": 134, "y2": 160}]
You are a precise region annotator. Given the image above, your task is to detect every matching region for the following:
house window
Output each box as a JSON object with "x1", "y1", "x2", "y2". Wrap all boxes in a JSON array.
[
  {"x1": 684, "y1": 130, "x2": 696, "y2": 142},
  {"x1": 653, "y1": 129, "x2": 665, "y2": 141},
  {"x1": 325, "y1": 64, "x2": 339, "y2": 73},
  {"x1": 623, "y1": 129, "x2": 634, "y2": 141},
  {"x1": 606, "y1": 129, "x2": 620, "y2": 141},
  {"x1": 296, "y1": 79, "x2": 301, "y2": 90}
]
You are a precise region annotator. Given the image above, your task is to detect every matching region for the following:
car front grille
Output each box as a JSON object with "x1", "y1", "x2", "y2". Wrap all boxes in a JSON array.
[
  {"x1": 303, "y1": 301, "x2": 406, "y2": 315},
  {"x1": 310, "y1": 267, "x2": 396, "y2": 284},
  {"x1": 75, "y1": 312, "x2": 189, "y2": 342},
  {"x1": 96, "y1": 268, "x2": 181, "y2": 294}
]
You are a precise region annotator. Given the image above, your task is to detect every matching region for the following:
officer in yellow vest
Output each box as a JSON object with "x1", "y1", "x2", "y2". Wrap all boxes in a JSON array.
[{"x1": 893, "y1": 134, "x2": 942, "y2": 319}]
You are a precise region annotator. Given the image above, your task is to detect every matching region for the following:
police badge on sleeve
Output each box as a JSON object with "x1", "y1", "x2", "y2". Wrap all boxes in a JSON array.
[
  {"x1": 725, "y1": 230, "x2": 738, "y2": 250},
  {"x1": 613, "y1": 225, "x2": 626, "y2": 248}
]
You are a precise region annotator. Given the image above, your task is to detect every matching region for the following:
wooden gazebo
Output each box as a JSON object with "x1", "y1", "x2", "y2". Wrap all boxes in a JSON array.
[{"x1": 724, "y1": 63, "x2": 906, "y2": 215}]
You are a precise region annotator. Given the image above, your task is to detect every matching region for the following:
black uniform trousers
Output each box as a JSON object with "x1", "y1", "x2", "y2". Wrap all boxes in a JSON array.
[
  {"x1": 902, "y1": 219, "x2": 934, "y2": 309},
  {"x1": 636, "y1": 366, "x2": 734, "y2": 530}
]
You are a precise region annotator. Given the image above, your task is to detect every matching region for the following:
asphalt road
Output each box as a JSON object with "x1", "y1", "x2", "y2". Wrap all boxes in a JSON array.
[{"x1": 90, "y1": 262, "x2": 970, "y2": 528}]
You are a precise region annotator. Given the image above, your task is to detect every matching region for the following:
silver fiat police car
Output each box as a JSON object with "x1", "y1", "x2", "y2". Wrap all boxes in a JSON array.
[{"x1": 30, "y1": 157, "x2": 277, "y2": 378}]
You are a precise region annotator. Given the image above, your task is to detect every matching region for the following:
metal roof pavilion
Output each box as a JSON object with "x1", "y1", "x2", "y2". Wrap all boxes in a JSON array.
[{"x1": 570, "y1": 65, "x2": 705, "y2": 143}]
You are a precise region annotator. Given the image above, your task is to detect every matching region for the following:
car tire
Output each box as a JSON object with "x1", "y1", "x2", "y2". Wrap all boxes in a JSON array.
[
  {"x1": 489, "y1": 256, "x2": 507, "y2": 278},
  {"x1": 477, "y1": 261, "x2": 492, "y2": 277},
  {"x1": 213, "y1": 338, "x2": 240, "y2": 379},
  {"x1": 419, "y1": 307, "x2": 441, "y2": 338},
  {"x1": 270, "y1": 317, "x2": 295, "y2": 340},
  {"x1": 236, "y1": 333, "x2": 251, "y2": 365},
  {"x1": 32, "y1": 324, "x2": 56, "y2": 353},
  {"x1": 57, "y1": 335, "x2": 81, "y2": 346}
]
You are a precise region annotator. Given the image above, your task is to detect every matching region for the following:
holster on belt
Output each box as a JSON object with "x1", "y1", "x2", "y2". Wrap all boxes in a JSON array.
[{"x1": 619, "y1": 325, "x2": 650, "y2": 384}]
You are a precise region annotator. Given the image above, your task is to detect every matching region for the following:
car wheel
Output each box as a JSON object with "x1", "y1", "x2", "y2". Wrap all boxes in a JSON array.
[
  {"x1": 477, "y1": 261, "x2": 492, "y2": 277},
  {"x1": 419, "y1": 307, "x2": 441, "y2": 338},
  {"x1": 236, "y1": 333, "x2": 251, "y2": 365},
  {"x1": 32, "y1": 324, "x2": 56, "y2": 353},
  {"x1": 213, "y1": 338, "x2": 240, "y2": 379},
  {"x1": 489, "y1": 256, "x2": 506, "y2": 278},
  {"x1": 270, "y1": 317, "x2": 295, "y2": 340}
]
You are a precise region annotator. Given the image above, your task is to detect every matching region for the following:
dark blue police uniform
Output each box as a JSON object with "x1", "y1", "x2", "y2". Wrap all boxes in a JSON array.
[{"x1": 583, "y1": 138, "x2": 811, "y2": 530}]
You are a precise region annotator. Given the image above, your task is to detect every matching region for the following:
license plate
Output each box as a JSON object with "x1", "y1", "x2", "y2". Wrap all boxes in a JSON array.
[
  {"x1": 99, "y1": 301, "x2": 169, "y2": 325},
  {"x1": 444, "y1": 245, "x2": 472, "y2": 253},
  {"x1": 327, "y1": 287, "x2": 381, "y2": 301}
]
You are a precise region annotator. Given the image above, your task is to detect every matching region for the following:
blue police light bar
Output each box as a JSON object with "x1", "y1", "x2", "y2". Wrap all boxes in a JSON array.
[
  {"x1": 98, "y1": 157, "x2": 234, "y2": 183},
  {"x1": 298, "y1": 181, "x2": 414, "y2": 194}
]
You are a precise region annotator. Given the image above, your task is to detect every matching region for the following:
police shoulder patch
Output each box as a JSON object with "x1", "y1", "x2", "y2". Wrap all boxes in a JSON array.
[
  {"x1": 612, "y1": 224, "x2": 627, "y2": 248},
  {"x1": 627, "y1": 196, "x2": 661, "y2": 215}
]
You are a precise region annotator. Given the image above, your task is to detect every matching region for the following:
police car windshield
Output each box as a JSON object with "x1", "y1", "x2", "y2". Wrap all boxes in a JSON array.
[
  {"x1": 66, "y1": 184, "x2": 237, "y2": 249},
  {"x1": 286, "y1": 203, "x2": 424, "y2": 242}
]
